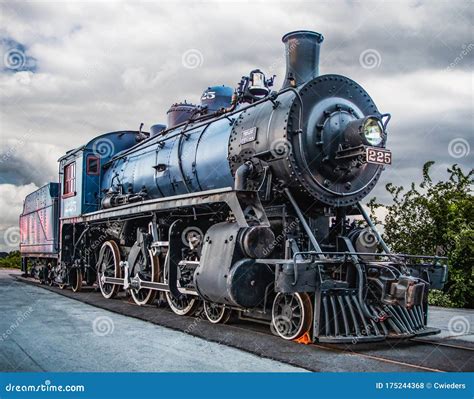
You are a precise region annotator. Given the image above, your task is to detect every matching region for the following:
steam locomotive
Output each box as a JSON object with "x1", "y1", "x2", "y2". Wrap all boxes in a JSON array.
[{"x1": 20, "y1": 31, "x2": 447, "y2": 343}]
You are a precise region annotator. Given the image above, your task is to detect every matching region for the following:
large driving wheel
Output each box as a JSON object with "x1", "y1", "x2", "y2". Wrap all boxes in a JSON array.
[
  {"x1": 71, "y1": 268, "x2": 83, "y2": 293},
  {"x1": 271, "y1": 292, "x2": 313, "y2": 341},
  {"x1": 203, "y1": 301, "x2": 232, "y2": 324},
  {"x1": 130, "y1": 250, "x2": 159, "y2": 306},
  {"x1": 97, "y1": 241, "x2": 122, "y2": 299},
  {"x1": 164, "y1": 253, "x2": 198, "y2": 316}
]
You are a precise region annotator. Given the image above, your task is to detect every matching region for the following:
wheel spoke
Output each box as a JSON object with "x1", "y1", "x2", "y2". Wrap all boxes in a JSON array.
[
  {"x1": 204, "y1": 302, "x2": 231, "y2": 324},
  {"x1": 104, "y1": 251, "x2": 112, "y2": 269},
  {"x1": 272, "y1": 293, "x2": 313, "y2": 341},
  {"x1": 98, "y1": 241, "x2": 121, "y2": 300}
]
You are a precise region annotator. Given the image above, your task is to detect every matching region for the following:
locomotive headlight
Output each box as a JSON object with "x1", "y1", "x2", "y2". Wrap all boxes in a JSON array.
[
  {"x1": 343, "y1": 115, "x2": 386, "y2": 148},
  {"x1": 362, "y1": 117, "x2": 384, "y2": 146}
]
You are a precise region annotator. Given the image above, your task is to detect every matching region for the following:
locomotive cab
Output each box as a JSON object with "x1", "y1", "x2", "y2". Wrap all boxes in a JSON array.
[{"x1": 58, "y1": 131, "x2": 140, "y2": 217}]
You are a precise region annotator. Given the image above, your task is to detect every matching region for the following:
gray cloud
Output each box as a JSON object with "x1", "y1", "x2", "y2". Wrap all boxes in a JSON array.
[
  {"x1": 0, "y1": 0, "x2": 472, "y2": 251},
  {"x1": 0, "y1": 151, "x2": 57, "y2": 186}
]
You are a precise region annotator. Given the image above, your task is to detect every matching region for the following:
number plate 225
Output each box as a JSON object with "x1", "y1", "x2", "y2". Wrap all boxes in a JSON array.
[{"x1": 366, "y1": 148, "x2": 392, "y2": 165}]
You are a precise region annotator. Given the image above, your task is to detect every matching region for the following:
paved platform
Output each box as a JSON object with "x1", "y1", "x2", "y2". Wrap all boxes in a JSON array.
[
  {"x1": 0, "y1": 270, "x2": 303, "y2": 372},
  {"x1": 420, "y1": 306, "x2": 473, "y2": 343},
  {"x1": 2, "y1": 269, "x2": 473, "y2": 372}
]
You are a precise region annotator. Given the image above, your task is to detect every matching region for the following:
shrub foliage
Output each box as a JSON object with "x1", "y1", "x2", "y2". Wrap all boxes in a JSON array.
[{"x1": 368, "y1": 162, "x2": 473, "y2": 308}]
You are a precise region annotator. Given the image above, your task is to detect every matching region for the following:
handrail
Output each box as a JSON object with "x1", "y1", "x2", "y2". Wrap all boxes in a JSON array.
[
  {"x1": 306, "y1": 251, "x2": 447, "y2": 260},
  {"x1": 105, "y1": 87, "x2": 298, "y2": 165},
  {"x1": 259, "y1": 251, "x2": 447, "y2": 265}
]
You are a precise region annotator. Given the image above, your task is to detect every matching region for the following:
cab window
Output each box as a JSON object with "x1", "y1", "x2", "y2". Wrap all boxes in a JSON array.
[
  {"x1": 87, "y1": 155, "x2": 100, "y2": 175},
  {"x1": 63, "y1": 162, "x2": 76, "y2": 197}
]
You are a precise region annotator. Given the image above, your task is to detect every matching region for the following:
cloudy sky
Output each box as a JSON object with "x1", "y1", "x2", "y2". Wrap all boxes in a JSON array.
[{"x1": 0, "y1": 0, "x2": 472, "y2": 251}]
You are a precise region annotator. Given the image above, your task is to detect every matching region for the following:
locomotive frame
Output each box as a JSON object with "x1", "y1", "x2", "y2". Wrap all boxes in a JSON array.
[{"x1": 19, "y1": 30, "x2": 448, "y2": 344}]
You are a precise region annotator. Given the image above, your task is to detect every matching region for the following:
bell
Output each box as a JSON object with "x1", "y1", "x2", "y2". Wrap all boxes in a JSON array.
[{"x1": 248, "y1": 69, "x2": 270, "y2": 97}]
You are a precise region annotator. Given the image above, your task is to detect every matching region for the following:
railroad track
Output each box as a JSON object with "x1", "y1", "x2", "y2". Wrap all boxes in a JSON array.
[
  {"x1": 14, "y1": 275, "x2": 474, "y2": 373},
  {"x1": 410, "y1": 338, "x2": 474, "y2": 351},
  {"x1": 237, "y1": 318, "x2": 473, "y2": 372}
]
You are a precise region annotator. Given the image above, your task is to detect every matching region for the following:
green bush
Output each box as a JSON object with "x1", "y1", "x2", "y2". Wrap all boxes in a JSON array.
[
  {"x1": 368, "y1": 162, "x2": 473, "y2": 308},
  {"x1": 428, "y1": 290, "x2": 456, "y2": 308},
  {"x1": 0, "y1": 251, "x2": 21, "y2": 269}
]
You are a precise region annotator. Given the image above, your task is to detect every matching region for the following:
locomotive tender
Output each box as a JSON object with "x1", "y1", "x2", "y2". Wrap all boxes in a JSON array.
[{"x1": 20, "y1": 31, "x2": 447, "y2": 343}]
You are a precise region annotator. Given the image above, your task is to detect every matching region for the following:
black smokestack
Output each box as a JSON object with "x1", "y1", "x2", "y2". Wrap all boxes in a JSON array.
[{"x1": 281, "y1": 30, "x2": 324, "y2": 89}]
